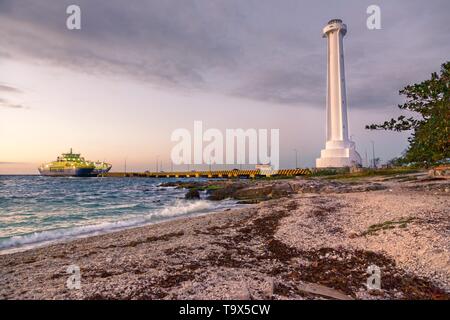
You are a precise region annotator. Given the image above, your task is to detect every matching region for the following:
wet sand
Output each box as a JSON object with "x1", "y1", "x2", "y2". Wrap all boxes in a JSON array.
[{"x1": 0, "y1": 173, "x2": 449, "y2": 299}]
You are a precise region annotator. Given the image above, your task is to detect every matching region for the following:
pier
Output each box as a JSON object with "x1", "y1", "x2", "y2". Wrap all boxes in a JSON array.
[{"x1": 105, "y1": 168, "x2": 311, "y2": 178}]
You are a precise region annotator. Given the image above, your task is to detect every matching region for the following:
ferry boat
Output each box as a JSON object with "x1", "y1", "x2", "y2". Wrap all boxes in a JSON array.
[{"x1": 38, "y1": 149, "x2": 112, "y2": 177}]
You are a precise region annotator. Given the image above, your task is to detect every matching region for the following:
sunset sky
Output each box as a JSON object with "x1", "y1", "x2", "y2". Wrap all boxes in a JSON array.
[{"x1": 1, "y1": 0, "x2": 449, "y2": 174}]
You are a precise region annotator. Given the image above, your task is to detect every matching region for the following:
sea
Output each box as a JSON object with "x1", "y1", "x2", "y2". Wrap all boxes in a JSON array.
[{"x1": 0, "y1": 175, "x2": 238, "y2": 253}]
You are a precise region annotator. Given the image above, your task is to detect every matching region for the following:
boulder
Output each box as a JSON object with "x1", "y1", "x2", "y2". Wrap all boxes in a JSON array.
[
  {"x1": 207, "y1": 184, "x2": 246, "y2": 201},
  {"x1": 185, "y1": 188, "x2": 200, "y2": 200},
  {"x1": 233, "y1": 185, "x2": 273, "y2": 200},
  {"x1": 271, "y1": 183, "x2": 294, "y2": 198}
]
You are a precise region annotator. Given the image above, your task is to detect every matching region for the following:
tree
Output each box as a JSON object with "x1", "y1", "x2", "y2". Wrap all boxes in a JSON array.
[
  {"x1": 366, "y1": 61, "x2": 450, "y2": 166},
  {"x1": 372, "y1": 157, "x2": 381, "y2": 168},
  {"x1": 386, "y1": 156, "x2": 404, "y2": 168}
]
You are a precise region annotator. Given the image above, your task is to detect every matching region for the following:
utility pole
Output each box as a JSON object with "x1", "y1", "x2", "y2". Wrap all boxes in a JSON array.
[
  {"x1": 124, "y1": 158, "x2": 127, "y2": 174},
  {"x1": 371, "y1": 141, "x2": 376, "y2": 168},
  {"x1": 365, "y1": 149, "x2": 368, "y2": 168},
  {"x1": 293, "y1": 149, "x2": 299, "y2": 168}
]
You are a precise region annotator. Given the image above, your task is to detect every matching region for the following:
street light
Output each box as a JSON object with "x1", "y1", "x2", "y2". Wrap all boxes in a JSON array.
[
  {"x1": 293, "y1": 149, "x2": 299, "y2": 169},
  {"x1": 371, "y1": 141, "x2": 376, "y2": 168}
]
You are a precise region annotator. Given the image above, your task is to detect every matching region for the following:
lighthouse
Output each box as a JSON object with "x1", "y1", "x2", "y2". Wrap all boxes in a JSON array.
[{"x1": 316, "y1": 19, "x2": 362, "y2": 168}]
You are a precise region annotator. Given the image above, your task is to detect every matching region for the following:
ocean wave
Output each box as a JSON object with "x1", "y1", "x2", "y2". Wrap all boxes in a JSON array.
[{"x1": 0, "y1": 199, "x2": 217, "y2": 252}]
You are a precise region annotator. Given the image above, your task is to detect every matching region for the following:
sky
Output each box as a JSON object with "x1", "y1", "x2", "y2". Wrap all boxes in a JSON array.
[{"x1": 0, "y1": 0, "x2": 449, "y2": 174}]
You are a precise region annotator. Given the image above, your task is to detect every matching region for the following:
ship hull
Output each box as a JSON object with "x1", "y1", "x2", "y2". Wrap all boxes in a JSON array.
[
  {"x1": 92, "y1": 166, "x2": 112, "y2": 176},
  {"x1": 38, "y1": 167, "x2": 95, "y2": 177}
]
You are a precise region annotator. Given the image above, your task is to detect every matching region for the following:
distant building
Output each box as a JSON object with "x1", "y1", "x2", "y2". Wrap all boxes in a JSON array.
[{"x1": 255, "y1": 164, "x2": 273, "y2": 171}]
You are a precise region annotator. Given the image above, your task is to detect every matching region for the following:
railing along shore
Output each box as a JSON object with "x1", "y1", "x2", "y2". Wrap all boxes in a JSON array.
[{"x1": 104, "y1": 168, "x2": 311, "y2": 178}]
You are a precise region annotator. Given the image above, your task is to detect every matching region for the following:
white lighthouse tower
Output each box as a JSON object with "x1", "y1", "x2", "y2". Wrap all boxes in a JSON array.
[{"x1": 316, "y1": 19, "x2": 362, "y2": 168}]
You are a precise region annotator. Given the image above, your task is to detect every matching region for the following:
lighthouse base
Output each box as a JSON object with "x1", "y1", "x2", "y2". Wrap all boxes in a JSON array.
[{"x1": 316, "y1": 140, "x2": 362, "y2": 168}]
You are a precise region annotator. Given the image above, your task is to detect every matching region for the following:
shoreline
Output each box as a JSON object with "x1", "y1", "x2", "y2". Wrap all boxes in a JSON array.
[
  {"x1": 1, "y1": 174, "x2": 449, "y2": 299},
  {"x1": 0, "y1": 207, "x2": 226, "y2": 255},
  {"x1": 0, "y1": 196, "x2": 241, "y2": 255}
]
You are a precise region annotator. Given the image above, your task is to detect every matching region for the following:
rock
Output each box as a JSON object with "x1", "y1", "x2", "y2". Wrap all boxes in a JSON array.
[
  {"x1": 261, "y1": 278, "x2": 274, "y2": 299},
  {"x1": 237, "y1": 199, "x2": 261, "y2": 204},
  {"x1": 207, "y1": 184, "x2": 245, "y2": 201},
  {"x1": 348, "y1": 232, "x2": 359, "y2": 239},
  {"x1": 159, "y1": 181, "x2": 179, "y2": 188},
  {"x1": 368, "y1": 289, "x2": 384, "y2": 296},
  {"x1": 185, "y1": 188, "x2": 200, "y2": 200},
  {"x1": 160, "y1": 181, "x2": 207, "y2": 189},
  {"x1": 271, "y1": 183, "x2": 294, "y2": 199},
  {"x1": 233, "y1": 185, "x2": 273, "y2": 201},
  {"x1": 362, "y1": 184, "x2": 387, "y2": 192}
]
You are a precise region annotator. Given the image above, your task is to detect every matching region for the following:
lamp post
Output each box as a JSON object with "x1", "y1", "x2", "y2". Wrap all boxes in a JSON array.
[
  {"x1": 371, "y1": 141, "x2": 376, "y2": 168},
  {"x1": 293, "y1": 149, "x2": 299, "y2": 169}
]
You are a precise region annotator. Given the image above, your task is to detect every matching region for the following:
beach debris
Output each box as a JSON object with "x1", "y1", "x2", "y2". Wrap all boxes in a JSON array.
[
  {"x1": 428, "y1": 165, "x2": 450, "y2": 179},
  {"x1": 297, "y1": 282, "x2": 354, "y2": 300}
]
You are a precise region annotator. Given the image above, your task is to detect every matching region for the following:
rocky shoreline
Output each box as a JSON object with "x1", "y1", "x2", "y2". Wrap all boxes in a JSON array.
[{"x1": 0, "y1": 173, "x2": 449, "y2": 299}]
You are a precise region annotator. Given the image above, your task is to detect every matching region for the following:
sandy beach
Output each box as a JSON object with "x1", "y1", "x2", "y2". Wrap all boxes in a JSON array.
[{"x1": 1, "y1": 173, "x2": 449, "y2": 300}]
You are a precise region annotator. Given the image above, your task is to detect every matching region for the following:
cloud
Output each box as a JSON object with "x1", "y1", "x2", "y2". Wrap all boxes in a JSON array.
[
  {"x1": 0, "y1": 0, "x2": 449, "y2": 109},
  {"x1": 0, "y1": 103, "x2": 28, "y2": 109},
  {"x1": 0, "y1": 98, "x2": 27, "y2": 109},
  {"x1": 0, "y1": 84, "x2": 21, "y2": 93},
  {"x1": 0, "y1": 84, "x2": 26, "y2": 108},
  {"x1": 0, "y1": 162, "x2": 26, "y2": 164}
]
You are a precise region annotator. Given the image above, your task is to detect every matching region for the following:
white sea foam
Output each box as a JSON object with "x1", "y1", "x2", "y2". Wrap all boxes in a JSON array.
[{"x1": 0, "y1": 199, "x2": 220, "y2": 252}]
